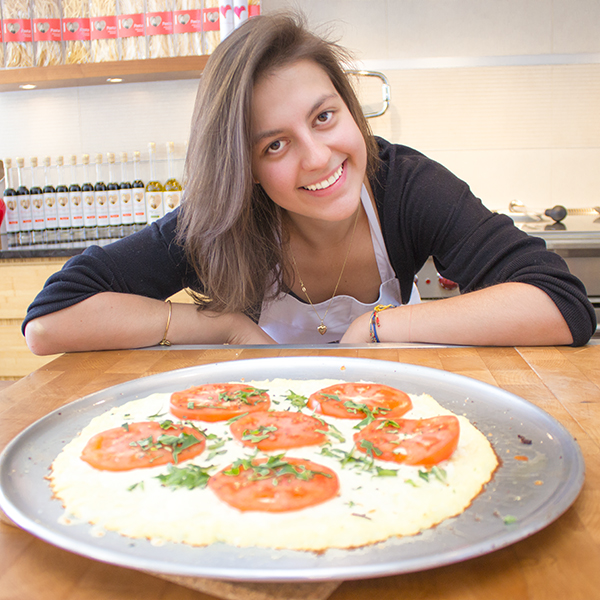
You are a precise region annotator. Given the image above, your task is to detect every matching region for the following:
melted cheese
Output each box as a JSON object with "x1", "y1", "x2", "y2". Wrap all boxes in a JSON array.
[{"x1": 49, "y1": 378, "x2": 498, "y2": 551}]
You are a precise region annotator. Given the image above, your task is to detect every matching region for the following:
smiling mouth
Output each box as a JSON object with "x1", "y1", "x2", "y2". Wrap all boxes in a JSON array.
[{"x1": 302, "y1": 163, "x2": 344, "y2": 191}]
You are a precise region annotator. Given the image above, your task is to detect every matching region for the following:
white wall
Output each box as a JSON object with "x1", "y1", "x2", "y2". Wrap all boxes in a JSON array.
[{"x1": 1, "y1": 0, "x2": 599, "y2": 210}]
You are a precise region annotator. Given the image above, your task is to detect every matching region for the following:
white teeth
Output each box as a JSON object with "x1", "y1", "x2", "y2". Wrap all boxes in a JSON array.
[{"x1": 303, "y1": 164, "x2": 343, "y2": 191}]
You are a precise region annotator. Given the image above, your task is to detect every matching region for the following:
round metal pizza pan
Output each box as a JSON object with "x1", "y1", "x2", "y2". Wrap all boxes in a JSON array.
[{"x1": 0, "y1": 356, "x2": 585, "y2": 581}]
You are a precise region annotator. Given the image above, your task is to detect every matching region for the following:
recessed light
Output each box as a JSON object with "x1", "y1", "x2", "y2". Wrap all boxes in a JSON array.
[
  {"x1": 107, "y1": 78, "x2": 123, "y2": 83},
  {"x1": 19, "y1": 84, "x2": 37, "y2": 90}
]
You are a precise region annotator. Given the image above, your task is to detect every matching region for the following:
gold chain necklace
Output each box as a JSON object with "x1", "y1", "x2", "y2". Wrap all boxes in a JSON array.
[{"x1": 288, "y1": 208, "x2": 360, "y2": 335}]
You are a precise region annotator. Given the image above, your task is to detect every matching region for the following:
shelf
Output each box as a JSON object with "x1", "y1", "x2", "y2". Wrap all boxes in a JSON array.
[{"x1": 0, "y1": 55, "x2": 210, "y2": 92}]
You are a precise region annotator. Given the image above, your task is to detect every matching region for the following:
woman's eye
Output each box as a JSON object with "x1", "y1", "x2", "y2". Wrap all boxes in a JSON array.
[
  {"x1": 316, "y1": 111, "x2": 333, "y2": 124},
  {"x1": 266, "y1": 140, "x2": 282, "y2": 154}
]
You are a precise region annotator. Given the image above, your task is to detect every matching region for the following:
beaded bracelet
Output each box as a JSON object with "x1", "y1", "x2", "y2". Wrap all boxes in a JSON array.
[{"x1": 369, "y1": 304, "x2": 395, "y2": 343}]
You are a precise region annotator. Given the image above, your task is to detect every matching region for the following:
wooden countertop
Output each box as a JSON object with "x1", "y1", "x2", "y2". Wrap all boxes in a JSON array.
[{"x1": 1, "y1": 345, "x2": 599, "y2": 600}]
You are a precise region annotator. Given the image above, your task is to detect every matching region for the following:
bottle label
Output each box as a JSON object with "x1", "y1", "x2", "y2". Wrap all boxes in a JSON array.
[
  {"x1": 120, "y1": 189, "x2": 134, "y2": 223},
  {"x1": 118, "y1": 13, "x2": 145, "y2": 38},
  {"x1": 3, "y1": 19, "x2": 33, "y2": 43},
  {"x1": 44, "y1": 192, "x2": 58, "y2": 229},
  {"x1": 57, "y1": 192, "x2": 71, "y2": 228},
  {"x1": 83, "y1": 192, "x2": 97, "y2": 226},
  {"x1": 33, "y1": 18, "x2": 62, "y2": 43},
  {"x1": 173, "y1": 10, "x2": 201, "y2": 34},
  {"x1": 4, "y1": 197, "x2": 20, "y2": 233},
  {"x1": 164, "y1": 190, "x2": 182, "y2": 213},
  {"x1": 31, "y1": 193, "x2": 46, "y2": 231},
  {"x1": 90, "y1": 16, "x2": 118, "y2": 40},
  {"x1": 18, "y1": 196, "x2": 34, "y2": 231},
  {"x1": 108, "y1": 190, "x2": 121, "y2": 225},
  {"x1": 203, "y1": 8, "x2": 219, "y2": 31},
  {"x1": 95, "y1": 191, "x2": 109, "y2": 225},
  {"x1": 70, "y1": 191, "x2": 84, "y2": 227},
  {"x1": 133, "y1": 189, "x2": 147, "y2": 224},
  {"x1": 146, "y1": 12, "x2": 173, "y2": 36},
  {"x1": 63, "y1": 18, "x2": 91, "y2": 41},
  {"x1": 146, "y1": 191, "x2": 164, "y2": 222}
]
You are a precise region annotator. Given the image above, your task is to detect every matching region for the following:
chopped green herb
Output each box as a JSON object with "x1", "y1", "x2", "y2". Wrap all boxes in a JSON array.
[
  {"x1": 241, "y1": 425, "x2": 278, "y2": 443},
  {"x1": 121, "y1": 423, "x2": 130, "y2": 432},
  {"x1": 404, "y1": 479, "x2": 418, "y2": 487},
  {"x1": 155, "y1": 464, "x2": 213, "y2": 490},
  {"x1": 226, "y1": 412, "x2": 250, "y2": 424},
  {"x1": 127, "y1": 481, "x2": 145, "y2": 492},
  {"x1": 502, "y1": 514, "x2": 518, "y2": 525},
  {"x1": 159, "y1": 419, "x2": 174, "y2": 430},
  {"x1": 375, "y1": 467, "x2": 398, "y2": 477},
  {"x1": 286, "y1": 390, "x2": 308, "y2": 410}
]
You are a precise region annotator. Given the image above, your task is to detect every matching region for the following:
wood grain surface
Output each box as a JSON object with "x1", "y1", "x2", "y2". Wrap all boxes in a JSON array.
[{"x1": 0, "y1": 345, "x2": 599, "y2": 600}]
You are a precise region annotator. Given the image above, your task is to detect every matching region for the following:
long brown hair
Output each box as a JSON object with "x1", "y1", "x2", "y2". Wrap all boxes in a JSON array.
[{"x1": 177, "y1": 12, "x2": 379, "y2": 315}]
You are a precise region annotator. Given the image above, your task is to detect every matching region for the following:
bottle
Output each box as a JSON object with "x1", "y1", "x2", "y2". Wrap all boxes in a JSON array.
[
  {"x1": 69, "y1": 155, "x2": 85, "y2": 242},
  {"x1": 29, "y1": 157, "x2": 46, "y2": 244},
  {"x1": 81, "y1": 154, "x2": 97, "y2": 241},
  {"x1": 56, "y1": 156, "x2": 71, "y2": 243},
  {"x1": 164, "y1": 141, "x2": 182, "y2": 214},
  {"x1": 119, "y1": 152, "x2": 134, "y2": 237},
  {"x1": 106, "y1": 152, "x2": 122, "y2": 239},
  {"x1": 94, "y1": 153, "x2": 110, "y2": 238},
  {"x1": 42, "y1": 157, "x2": 59, "y2": 244},
  {"x1": 15, "y1": 158, "x2": 33, "y2": 246},
  {"x1": 132, "y1": 150, "x2": 147, "y2": 231},
  {"x1": 3, "y1": 158, "x2": 20, "y2": 248},
  {"x1": 146, "y1": 142, "x2": 164, "y2": 223}
]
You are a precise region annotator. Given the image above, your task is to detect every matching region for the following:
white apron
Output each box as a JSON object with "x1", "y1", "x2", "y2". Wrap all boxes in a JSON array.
[{"x1": 258, "y1": 185, "x2": 421, "y2": 343}]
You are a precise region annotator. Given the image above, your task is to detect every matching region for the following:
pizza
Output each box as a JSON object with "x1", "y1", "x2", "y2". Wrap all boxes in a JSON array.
[{"x1": 49, "y1": 378, "x2": 498, "y2": 551}]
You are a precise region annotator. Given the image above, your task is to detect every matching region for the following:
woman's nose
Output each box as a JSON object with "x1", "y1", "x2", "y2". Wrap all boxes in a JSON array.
[{"x1": 299, "y1": 134, "x2": 331, "y2": 171}]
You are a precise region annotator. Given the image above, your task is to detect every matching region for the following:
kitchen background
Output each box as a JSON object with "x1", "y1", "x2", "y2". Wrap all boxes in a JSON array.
[{"x1": 1, "y1": 0, "x2": 600, "y2": 213}]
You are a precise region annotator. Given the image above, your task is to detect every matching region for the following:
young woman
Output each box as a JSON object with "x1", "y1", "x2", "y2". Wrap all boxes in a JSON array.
[{"x1": 23, "y1": 13, "x2": 596, "y2": 353}]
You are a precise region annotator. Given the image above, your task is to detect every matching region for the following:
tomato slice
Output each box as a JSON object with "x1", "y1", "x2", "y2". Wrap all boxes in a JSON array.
[
  {"x1": 307, "y1": 383, "x2": 412, "y2": 420},
  {"x1": 208, "y1": 456, "x2": 339, "y2": 512},
  {"x1": 80, "y1": 421, "x2": 206, "y2": 471},
  {"x1": 353, "y1": 416, "x2": 460, "y2": 466},
  {"x1": 230, "y1": 411, "x2": 329, "y2": 451},
  {"x1": 169, "y1": 383, "x2": 270, "y2": 422}
]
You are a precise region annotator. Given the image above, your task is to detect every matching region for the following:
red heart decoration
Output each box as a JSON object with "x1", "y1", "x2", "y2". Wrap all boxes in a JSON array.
[
  {"x1": 220, "y1": 4, "x2": 232, "y2": 17},
  {"x1": 234, "y1": 6, "x2": 246, "y2": 18}
]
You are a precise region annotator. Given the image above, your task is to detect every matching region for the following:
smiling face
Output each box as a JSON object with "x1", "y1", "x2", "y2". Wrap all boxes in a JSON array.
[{"x1": 251, "y1": 60, "x2": 367, "y2": 227}]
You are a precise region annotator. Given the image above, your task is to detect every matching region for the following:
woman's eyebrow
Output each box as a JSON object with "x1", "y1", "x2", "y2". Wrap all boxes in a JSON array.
[{"x1": 252, "y1": 93, "x2": 339, "y2": 146}]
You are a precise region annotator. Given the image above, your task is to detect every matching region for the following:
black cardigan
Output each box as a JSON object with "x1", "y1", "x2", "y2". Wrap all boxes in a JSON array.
[{"x1": 23, "y1": 138, "x2": 596, "y2": 345}]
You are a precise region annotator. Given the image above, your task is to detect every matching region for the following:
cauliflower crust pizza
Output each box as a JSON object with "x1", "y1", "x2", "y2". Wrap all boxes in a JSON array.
[{"x1": 49, "y1": 378, "x2": 498, "y2": 551}]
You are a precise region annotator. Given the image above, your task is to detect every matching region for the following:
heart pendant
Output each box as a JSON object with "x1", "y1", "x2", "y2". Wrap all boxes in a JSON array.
[{"x1": 317, "y1": 324, "x2": 327, "y2": 335}]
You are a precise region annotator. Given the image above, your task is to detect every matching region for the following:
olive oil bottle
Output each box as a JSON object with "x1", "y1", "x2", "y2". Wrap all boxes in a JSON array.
[
  {"x1": 107, "y1": 152, "x2": 121, "y2": 239},
  {"x1": 3, "y1": 158, "x2": 20, "y2": 247},
  {"x1": 145, "y1": 142, "x2": 164, "y2": 223},
  {"x1": 69, "y1": 155, "x2": 85, "y2": 241},
  {"x1": 132, "y1": 150, "x2": 147, "y2": 231},
  {"x1": 94, "y1": 153, "x2": 109, "y2": 238},
  {"x1": 42, "y1": 156, "x2": 59, "y2": 244},
  {"x1": 164, "y1": 141, "x2": 182, "y2": 214},
  {"x1": 119, "y1": 152, "x2": 134, "y2": 237},
  {"x1": 56, "y1": 156, "x2": 71, "y2": 242},
  {"x1": 29, "y1": 157, "x2": 46, "y2": 244},
  {"x1": 81, "y1": 154, "x2": 98, "y2": 240},
  {"x1": 15, "y1": 157, "x2": 33, "y2": 245}
]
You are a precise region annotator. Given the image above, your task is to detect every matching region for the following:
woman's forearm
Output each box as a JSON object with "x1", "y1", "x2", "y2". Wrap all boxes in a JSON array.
[
  {"x1": 24, "y1": 292, "x2": 274, "y2": 355},
  {"x1": 341, "y1": 283, "x2": 574, "y2": 346}
]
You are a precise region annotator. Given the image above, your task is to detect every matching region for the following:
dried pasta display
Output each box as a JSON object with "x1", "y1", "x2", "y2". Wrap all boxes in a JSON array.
[
  {"x1": 172, "y1": 0, "x2": 201, "y2": 57},
  {"x1": 145, "y1": 0, "x2": 173, "y2": 58},
  {"x1": 61, "y1": 0, "x2": 91, "y2": 63},
  {"x1": 2, "y1": 0, "x2": 35, "y2": 67},
  {"x1": 32, "y1": 0, "x2": 63, "y2": 66},
  {"x1": 90, "y1": 0, "x2": 119, "y2": 62},
  {"x1": 117, "y1": 0, "x2": 145, "y2": 60},
  {"x1": 202, "y1": 0, "x2": 219, "y2": 55}
]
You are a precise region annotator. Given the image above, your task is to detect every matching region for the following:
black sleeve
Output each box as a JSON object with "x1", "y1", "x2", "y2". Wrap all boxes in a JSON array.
[
  {"x1": 371, "y1": 138, "x2": 597, "y2": 346},
  {"x1": 22, "y1": 208, "x2": 200, "y2": 333}
]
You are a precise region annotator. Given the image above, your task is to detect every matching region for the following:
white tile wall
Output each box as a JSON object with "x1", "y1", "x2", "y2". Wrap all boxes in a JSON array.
[{"x1": 1, "y1": 0, "x2": 599, "y2": 209}]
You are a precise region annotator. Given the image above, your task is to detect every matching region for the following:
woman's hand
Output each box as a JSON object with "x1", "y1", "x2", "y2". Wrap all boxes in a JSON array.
[
  {"x1": 340, "y1": 283, "x2": 573, "y2": 346},
  {"x1": 25, "y1": 292, "x2": 276, "y2": 355}
]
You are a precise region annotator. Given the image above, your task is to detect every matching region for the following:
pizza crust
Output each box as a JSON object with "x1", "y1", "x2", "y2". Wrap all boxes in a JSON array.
[{"x1": 49, "y1": 378, "x2": 498, "y2": 551}]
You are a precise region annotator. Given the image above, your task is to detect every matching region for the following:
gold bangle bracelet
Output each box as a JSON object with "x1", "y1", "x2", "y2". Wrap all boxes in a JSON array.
[{"x1": 159, "y1": 300, "x2": 172, "y2": 346}]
